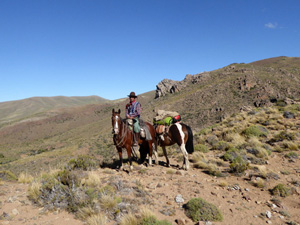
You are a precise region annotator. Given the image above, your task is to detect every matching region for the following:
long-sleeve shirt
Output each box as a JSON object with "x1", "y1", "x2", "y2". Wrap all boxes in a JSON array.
[{"x1": 125, "y1": 101, "x2": 141, "y2": 118}]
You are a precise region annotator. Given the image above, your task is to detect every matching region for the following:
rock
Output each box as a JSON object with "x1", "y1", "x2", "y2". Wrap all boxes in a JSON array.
[
  {"x1": 175, "y1": 194, "x2": 184, "y2": 203},
  {"x1": 176, "y1": 170, "x2": 184, "y2": 176},
  {"x1": 175, "y1": 218, "x2": 186, "y2": 225},
  {"x1": 266, "y1": 210, "x2": 272, "y2": 218},
  {"x1": 11, "y1": 209, "x2": 19, "y2": 215},
  {"x1": 283, "y1": 111, "x2": 295, "y2": 119}
]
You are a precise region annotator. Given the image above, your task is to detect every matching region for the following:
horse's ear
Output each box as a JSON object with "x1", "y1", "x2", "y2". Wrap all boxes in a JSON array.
[
  {"x1": 118, "y1": 109, "x2": 121, "y2": 114},
  {"x1": 112, "y1": 109, "x2": 115, "y2": 114}
]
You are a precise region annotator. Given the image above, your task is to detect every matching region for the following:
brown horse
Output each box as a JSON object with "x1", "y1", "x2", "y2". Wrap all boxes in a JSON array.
[
  {"x1": 112, "y1": 109, "x2": 157, "y2": 170},
  {"x1": 155, "y1": 123, "x2": 194, "y2": 170}
]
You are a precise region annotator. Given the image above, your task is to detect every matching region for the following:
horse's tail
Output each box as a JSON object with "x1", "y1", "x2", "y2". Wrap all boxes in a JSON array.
[{"x1": 185, "y1": 124, "x2": 194, "y2": 154}]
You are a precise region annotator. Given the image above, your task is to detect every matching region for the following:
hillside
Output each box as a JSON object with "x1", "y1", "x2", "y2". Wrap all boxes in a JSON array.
[
  {"x1": 0, "y1": 56, "x2": 300, "y2": 175},
  {"x1": 1, "y1": 101, "x2": 299, "y2": 225},
  {"x1": 153, "y1": 56, "x2": 300, "y2": 130},
  {"x1": 0, "y1": 56, "x2": 300, "y2": 225},
  {"x1": 0, "y1": 95, "x2": 108, "y2": 127}
]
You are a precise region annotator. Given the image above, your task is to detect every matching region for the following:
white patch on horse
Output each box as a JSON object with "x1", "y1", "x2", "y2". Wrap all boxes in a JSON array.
[
  {"x1": 114, "y1": 115, "x2": 119, "y2": 133},
  {"x1": 175, "y1": 123, "x2": 189, "y2": 170},
  {"x1": 175, "y1": 123, "x2": 185, "y2": 144}
]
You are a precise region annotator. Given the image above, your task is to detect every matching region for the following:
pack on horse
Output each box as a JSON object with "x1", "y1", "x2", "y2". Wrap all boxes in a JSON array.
[
  {"x1": 154, "y1": 114, "x2": 194, "y2": 170},
  {"x1": 111, "y1": 109, "x2": 157, "y2": 170}
]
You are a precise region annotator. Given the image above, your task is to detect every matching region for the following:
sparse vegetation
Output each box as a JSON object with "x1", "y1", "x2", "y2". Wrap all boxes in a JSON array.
[
  {"x1": 66, "y1": 155, "x2": 98, "y2": 171},
  {"x1": 1, "y1": 57, "x2": 300, "y2": 225},
  {"x1": 184, "y1": 197, "x2": 223, "y2": 222},
  {"x1": 271, "y1": 184, "x2": 291, "y2": 197}
]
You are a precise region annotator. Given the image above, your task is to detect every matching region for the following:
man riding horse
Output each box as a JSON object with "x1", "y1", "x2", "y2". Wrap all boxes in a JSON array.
[{"x1": 125, "y1": 91, "x2": 141, "y2": 148}]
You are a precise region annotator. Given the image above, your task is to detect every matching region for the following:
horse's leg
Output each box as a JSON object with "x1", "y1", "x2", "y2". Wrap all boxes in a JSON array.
[
  {"x1": 153, "y1": 142, "x2": 158, "y2": 165},
  {"x1": 126, "y1": 146, "x2": 133, "y2": 171},
  {"x1": 117, "y1": 147, "x2": 123, "y2": 170},
  {"x1": 148, "y1": 141, "x2": 153, "y2": 166},
  {"x1": 174, "y1": 123, "x2": 190, "y2": 170},
  {"x1": 179, "y1": 144, "x2": 189, "y2": 170},
  {"x1": 162, "y1": 146, "x2": 170, "y2": 167}
]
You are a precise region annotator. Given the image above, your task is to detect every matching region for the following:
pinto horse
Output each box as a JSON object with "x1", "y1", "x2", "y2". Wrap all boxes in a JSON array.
[
  {"x1": 155, "y1": 123, "x2": 194, "y2": 170},
  {"x1": 111, "y1": 109, "x2": 157, "y2": 170}
]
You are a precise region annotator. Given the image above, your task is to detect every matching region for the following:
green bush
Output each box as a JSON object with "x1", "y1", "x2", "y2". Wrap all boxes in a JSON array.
[
  {"x1": 242, "y1": 125, "x2": 268, "y2": 138},
  {"x1": 271, "y1": 184, "x2": 291, "y2": 197},
  {"x1": 67, "y1": 155, "x2": 97, "y2": 171},
  {"x1": 0, "y1": 170, "x2": 17, "y2": 181},
  {"x1": 284, "y1": 152, "x2": 298, "y2": 159},
  {"x1": 213, "y1": 141, "x2": 231, "y2": 151},
  {"x1": 271, "y1": 131, "x2": 296, "y2": 142},
  {"x1": 223, "y1": 147, "x2": 240, "y2": 162},
  {"x1": 229, "y1": 156, "x2": 249, "y2": 174},
  {"x1": 194, "y1": 144, "x2": 209, "y2": 153},
  {"x1": 184, "y1": 197, "x2": 223, "y2": 222}
]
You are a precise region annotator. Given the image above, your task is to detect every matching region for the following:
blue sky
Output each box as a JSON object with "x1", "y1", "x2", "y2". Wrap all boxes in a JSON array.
[{"x1": 0, "y1": 0, "x2": 299, "y2": 102}]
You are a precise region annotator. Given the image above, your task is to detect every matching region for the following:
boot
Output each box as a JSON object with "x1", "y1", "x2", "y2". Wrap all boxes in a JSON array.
[{"x1": 133, "y1": 132, "x2": 140, "y2": 146}]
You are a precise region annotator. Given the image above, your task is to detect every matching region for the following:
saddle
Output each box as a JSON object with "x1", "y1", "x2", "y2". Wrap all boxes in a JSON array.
[{"x1": 126, "y1": 118, "x2": 152, "y2": 140}]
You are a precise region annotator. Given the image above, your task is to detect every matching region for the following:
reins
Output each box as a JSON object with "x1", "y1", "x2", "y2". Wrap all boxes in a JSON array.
[{"x1": 114, "y1": 119, "x2": 128, "y2": 148}]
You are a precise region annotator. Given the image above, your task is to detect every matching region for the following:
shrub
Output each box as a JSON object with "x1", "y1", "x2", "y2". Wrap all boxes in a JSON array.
[
  {"x1": 18, "y1": 172, "x2": 34, "y2": 184},
  {"x1": 213, "y1": 141, "x2": 231, "y2": 151},
  {"x1": 86, "y1": 213, "x2": 107, "y2": 225},
  {"x1": 194, "y1": 144, "x2": 209, "y2": 153},
  {"x1": 206, "y1": 135, "x2": 219, "y2": 146},
  {"x1": 184, "y1": 197, "x2": 223, "y2": 222},
  {"x1": 271, "y1": 131, "x2": 296, "y2": 143},
  {"x1": 0, "y1": 170, "x2": 17, "y2": 181},
  {"x1": 66, "y1": 155, "x2": 97, "y2": 171},
  {"x1": 242, "y1": 125, "x2": 268, "y2": 138},
  {"x1": 284, "y1": 152, "x2": 298, "y2": 159},
  {"x1": 223, "y1": 147, "x2": 240, "y2": 162},
  {"x1": 229, "y1": 156, "x2": 249, "y2": 174},
  {"x1": 271, "y1": 184, "x2": 291, "y2": 197}
]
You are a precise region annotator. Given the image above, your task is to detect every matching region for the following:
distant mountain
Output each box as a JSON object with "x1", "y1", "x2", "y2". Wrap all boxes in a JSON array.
[{"x1": 0, "y1": 95, "x2": 109, "y2": 126}]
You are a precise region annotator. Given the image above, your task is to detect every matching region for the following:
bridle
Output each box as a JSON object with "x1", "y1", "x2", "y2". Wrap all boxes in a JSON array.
[{"x1": 112, "y1": 114, "x2": 129, "y2": 147}]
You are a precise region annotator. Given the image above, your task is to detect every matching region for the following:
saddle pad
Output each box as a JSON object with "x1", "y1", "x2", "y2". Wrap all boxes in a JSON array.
[{"x1": 156, "y1": 125, "x2": 165, "y2": 135}]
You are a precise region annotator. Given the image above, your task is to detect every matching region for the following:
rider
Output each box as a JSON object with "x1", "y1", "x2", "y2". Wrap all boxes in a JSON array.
[{"x1": 125, "y1": 91, "x2": 141, "y2": 146}]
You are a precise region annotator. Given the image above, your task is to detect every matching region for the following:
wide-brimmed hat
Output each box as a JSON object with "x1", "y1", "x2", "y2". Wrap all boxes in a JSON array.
[{"x1": 128, "y1": 91, "x2": 137, "y2": 98}]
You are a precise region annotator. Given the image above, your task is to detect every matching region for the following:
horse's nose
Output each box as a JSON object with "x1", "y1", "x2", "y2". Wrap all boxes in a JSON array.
[{"x1": 114, "y1": 128, "x2": 119, "y2": 134}]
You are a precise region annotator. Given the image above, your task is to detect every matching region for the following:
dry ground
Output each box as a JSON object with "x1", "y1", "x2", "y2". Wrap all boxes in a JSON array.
[{"x1": 1, "y1": 151, "x2": 299, "y2": 225}]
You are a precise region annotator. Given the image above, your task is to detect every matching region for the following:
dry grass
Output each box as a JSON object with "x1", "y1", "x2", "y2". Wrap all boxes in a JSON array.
[
  {"x1": 86, "y1": 213, "x2": 107, "y2": 225},
  {"x1": 252, "y1": 177, "x2": 266, "y2": 188},
  {"x1": 99, "y1": 194, "x2": 118, "y2": 211},
  {"x1": 84, "y1": 171, "x2": 101, "y2": 187},
  {"x1": 218, "y1": 180, "x2": 228, "y2": 188},
  {"x1": 224, "y1": 133, "x2": 246, "y2": 146},
  {"x1": 166, "y1": 168, "x2": 176, "y2": 174},
  {"x1": 247, "y1": 136, "x2": 262, "y2": 148},
  {"x1": 27, "y1": 180, "x2": 41, "y2": 203},
  {"x1": 120, "y1": 212, "x2": 138, "y2": 225},
  {"x1": 191, "y1": 152, "x2": 209, "y2": 169},
  {"x1": 77, "y1": 206, "x2": 97, "y2": 220},
  {"x1": 140, "y1": 206, "x2": 155, "y2": 219},
  {"x1": 254, "y1": 165, "x2": 268, "y2": 178},
  {"x1": 18, "y1": 172, "x2": 34, "y2": 184}
]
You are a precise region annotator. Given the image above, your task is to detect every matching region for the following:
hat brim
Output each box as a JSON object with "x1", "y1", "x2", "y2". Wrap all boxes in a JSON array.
[{"x1": 128, "y1": 95, "x2": 137, "y2": 98}]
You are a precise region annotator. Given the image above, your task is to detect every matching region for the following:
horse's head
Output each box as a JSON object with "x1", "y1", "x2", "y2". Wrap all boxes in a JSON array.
[{"x1": 112, "y1": 109, "x2": 122, "y2": 135}]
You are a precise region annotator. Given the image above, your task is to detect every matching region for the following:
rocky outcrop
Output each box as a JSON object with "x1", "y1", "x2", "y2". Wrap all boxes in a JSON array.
[{"x1": 155, "y1": 73, "x2": 210, "y2": 98}]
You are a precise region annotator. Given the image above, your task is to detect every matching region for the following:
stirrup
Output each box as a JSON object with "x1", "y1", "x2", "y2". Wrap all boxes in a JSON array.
[{"x1": 140, "y1": 128, "x2": 146, "y2": 138}]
